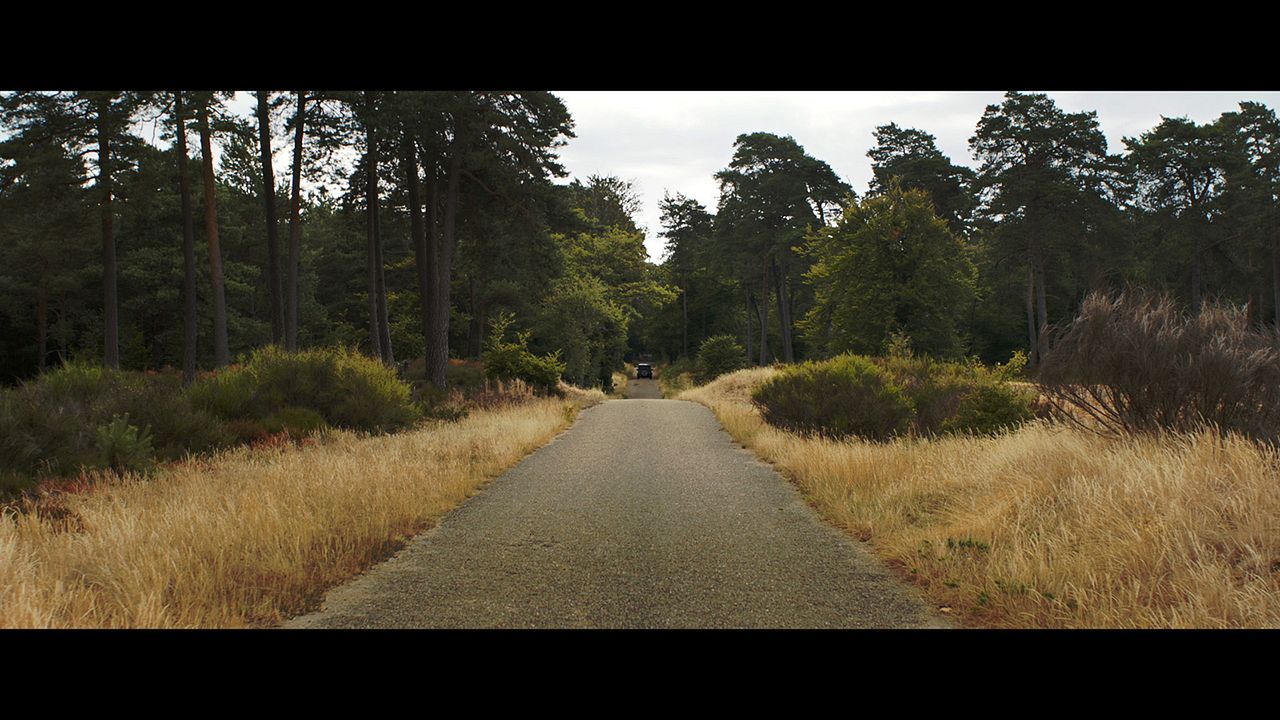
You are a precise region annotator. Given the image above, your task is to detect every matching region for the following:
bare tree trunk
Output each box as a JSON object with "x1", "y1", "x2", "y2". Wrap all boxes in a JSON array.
[
  {"x1": 467, "y1": 275, "x2": 483, "y2": 358},
  {"x1": 97, "y1": 96, "x2": 119, "y2": 370},
  {"x1": 36, "y1": 260, "x2": 48, "y2": 373},
  {"x1": 1035, "y1": 261, "x2": 1049, "y2": 361},
  {"x1": 374, "y1": 210, "x2": 393, "y2": 365},
  {"x1": 423, "y1": 154, "x2": 443, "y2": 387},
  {"x1": 773, "y1": 254, "x2": 794, "y2": 363},
  {"x1": 256, "y1": 91, "x2": 283, "y2": 345},
  {"x1": 284, "y1": 91, "x2": 305, "y2": 351},
  {"x1": 198, "y1": 99, "x2": 230, "y2": 368},
  {"x1": 364, "y1": 103, "x2": 383, "y2": 361},
  {"x1": 402, "y1": 133, "x2": 431, "y2": 362},
  {"x1": 174, "y1": 92, "x2": 198, "y2": 382},
  {"x1": 426, "y1": 149, "x2": 462, "y2": 390},
  {"x1": 758, "y1": 256, "x2": 770, "y2": 366},
  {"x1": 744, "y1": 292, "x2": 754, "y2": 365},
  {"x1": 1191, "y1": 230, "x2": 1203, "y2": 314},
  {"x1": 1273, "y1": 232, "x2": 1280, "y2": 329},
  {"x1": 1026, "y1": 265, "x2": 1038, "y2": 366},
  {"x1": 681, "y1": 284, "x2": 688, "y2": 358}
]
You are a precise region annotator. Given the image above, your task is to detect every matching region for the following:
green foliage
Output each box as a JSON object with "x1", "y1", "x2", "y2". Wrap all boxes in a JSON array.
[
  {"x1": 803, "y1": 182, "x2": 976, "y2": 359},
  {"x1": 187, "y1": 346, "x2": 419, "y2": 432},
  {"x1": 943, "y1": 383, "x2": 1036, "y2": 437},
  {"x1": 696, "y1": 334, "x2": 747, "y2": 383},
  {"x1": 875, "y1": 353, "x2": 1034, "y2": 437},
  {"x1": 752, "y1": 353, "x2": 1034, "y2": 441},
  {"x1": 94, "y1": 414, "x2": 155, "y2": 475},
  {"x1": 481, "y1": 312, "x2": 565, "y2": 392},
  {"x1": 868, "y1": 123, "x2": 976, "y2": 234},
  {"x1": 752, "y1": 355, "x2": 914, "y2": 441},
  {"x1": 0, "y1": 362, "x2": 231, "y2": 483},
  {"x1": 534, "y1": 276, "x2": 627, "y2": 390},
  {"x1": 262, "y1": 406, "x2": 329, "y2": 437}
]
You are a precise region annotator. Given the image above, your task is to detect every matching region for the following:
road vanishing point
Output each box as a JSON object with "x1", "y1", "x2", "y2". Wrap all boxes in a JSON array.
[{"x1": 286, "y1": 377, "x2": 950, "y2": 629}]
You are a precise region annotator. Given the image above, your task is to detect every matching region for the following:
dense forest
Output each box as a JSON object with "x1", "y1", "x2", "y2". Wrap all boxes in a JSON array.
[{"x1": 1, "y1": 90, "x2": 1277, "y2": 387}]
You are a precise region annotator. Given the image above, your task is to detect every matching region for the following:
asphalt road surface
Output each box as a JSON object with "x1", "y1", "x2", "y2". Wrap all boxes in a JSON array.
[
  {"x1": 624, "y1": 376, "x2": 662, "y2": 398},
  {"x1": 285, "y1": 396, "x2": 950, "y2": 629}
]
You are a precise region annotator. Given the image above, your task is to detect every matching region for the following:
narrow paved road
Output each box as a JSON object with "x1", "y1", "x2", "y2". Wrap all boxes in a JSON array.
[
  {"x1": 624, "y1": 375, "x2": 662, "y2": 398},
  {"x1": 286, "y1": 395, "x2": 949, "y2": 629}
]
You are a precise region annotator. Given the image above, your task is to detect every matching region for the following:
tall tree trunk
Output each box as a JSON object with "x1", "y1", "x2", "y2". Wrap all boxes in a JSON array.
[
  {"x1": 175, "y1": 92, "x2": 198, "y2": 382},
  {"x1": 423, "y1": 155, "x2": 443, "y2": 388},
  {"x1": 374, "y1": 210, "x2": 393, "y2": 365},
  {"x1": 744, "y1": 292, "x2": 754, "y2": 365},
  {"x1": 57, "y1": 290, "x2": 68, "y2": 364},
  {"x1": 1026, "y1": 265, "x2": 1038, "y2": 366},
  {"x1": 198, "y1": 99, "x2": 230, "y2": 368},
  {"x1": 364, "y1": 101, "x2": 383, "y2": 362},
  {"x1": 1191, "y1": 230, "x2": 1203, "y2": 314},
  {"x1": 36, "y1": 260, "x2": 48, "y2": 373},
  {"x1": 1035, "y1": 261, "x2": 1049, "y2": 361},
  {"x1": 284, "y1": 91, "x2": 305, "y2": 351},
  {"x1": 426, "y1": 148, "x2": 462, "y2": 390},
  {"x1": 1264, "y1": 233, "x2": 1274, "y2": 327},
  {"x1": 97, "y1": 96, "x2": 119, "y2": 370},
  {"x1": 758, "y1": 256, "x2": 770, "y2": 366},
  {"x1": 773, "y1": 254, "x2": 794, "y2": 363},
  {"x1": 467, "y1": 275, "x2": 483, "y2": 358},
  {"x1": 681, "y1": 283, "x2": 688, "y2": 358},
  {"x1": 256, "y1": 91, "x2": 283, "y2": 345},
  {"x1": 403, "y1": 133, "x2": 431, "y2": 362}
]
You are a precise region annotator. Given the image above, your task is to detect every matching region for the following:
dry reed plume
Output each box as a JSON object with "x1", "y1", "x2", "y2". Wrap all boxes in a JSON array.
[
  {"x1": 681, "y1": 368, "x2": 1280, "y2": 628},
  {"x1": 0, "y1": 397, "x2": 586, "y2": 628}
]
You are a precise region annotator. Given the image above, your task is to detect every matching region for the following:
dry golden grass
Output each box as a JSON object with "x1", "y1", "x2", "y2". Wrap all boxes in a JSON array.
[
  {"x1": 680, "y1": 368, "x2": 1280, "y2": 628},
  {"x1": 0, "y1": 397, "x2": 588, "y2": 628}
]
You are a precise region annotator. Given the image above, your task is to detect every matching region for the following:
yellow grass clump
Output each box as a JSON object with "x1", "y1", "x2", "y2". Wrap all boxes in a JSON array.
[
  {"x1": 680, "y1": 368, "x2": 1280, "y2": 628},
  {"x1": 0, "y1": 397, "x2": 584, "y2": 628}
]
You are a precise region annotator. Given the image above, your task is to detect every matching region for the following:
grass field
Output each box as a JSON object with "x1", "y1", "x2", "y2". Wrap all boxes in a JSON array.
[
  {"x1": 0, "y1": 391, "x2": 603, "y2": 628},
  {"x1": 681, "y1": 368, "x2": 1280, "y2": 628}
]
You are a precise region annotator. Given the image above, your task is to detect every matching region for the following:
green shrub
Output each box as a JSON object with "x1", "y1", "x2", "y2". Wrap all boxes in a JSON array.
[
  {"x1": 446, "y1": 360, "x2": 488, "y2": 393},
  {"x1": 752, "y1": 352, "x2": 1034, "y2": 441},
  {"x1": 0, "y1": 363, "x2": 229, "y2": 482},
  {"x1": 263, "y1": 406, "x2": 329, "y2": 436},
  {"x1": 696, "y1": 335, "x2": 748, "y2": 383},
  {"x1": 752, "y1": 354, "x2": 914, "y2": 441},
  {"x1": 94, "y1": 414, "x2": 155, "y2": 475},
  {"x1": 482, "y1": 313, "x2": 566, "y2": 393},
  {"x1": 943, "y1": 383, "x2": 1036, "y2": 436},
  {"x1": 186, "y1": 346, "x2": 420, "y2": 433},
  {"x1": 185, "y1": 367, "x2": 258, "y2": 419}
]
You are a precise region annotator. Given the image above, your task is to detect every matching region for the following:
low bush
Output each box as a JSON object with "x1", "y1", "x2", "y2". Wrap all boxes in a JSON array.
[
  {"x1": 94, "y1": 414, "x2": 155, "y2": 475},
  {"x1": 876, "y1": 354, "x2": 1033, "y2": 437},
  {"x1": 0, "y1": 363, "x2": 231, "y2": 482},
  {"x1": 752, "y1": 354, "x2": 914, "y2": 441},
  {"x1": 751, "y1": 352, "x2": 1034, "y2": 441},
  {"x1": 696, "y1": 335, "x2": 748, "y2": 383},
  {"x1": 187, "y1": 346, "x2": 420, "y2": 433},
  {"x1": 262, "y1": 407, "x2": 329, "y2": 437},
  {"x1": 1039, "y1": 289, "x2": 1280, "y2": 441},
  {"x1": 481, "y1": 313, "x2": 566, "y2": 393}
]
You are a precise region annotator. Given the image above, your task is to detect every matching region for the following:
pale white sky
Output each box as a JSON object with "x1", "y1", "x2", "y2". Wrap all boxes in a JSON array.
[
  {"x1": 551, "y1": 91, "x2": 1280, "y2": 261},
  {"x1": 209, "y1": 91, "x2": 1280, "y2": 262}
]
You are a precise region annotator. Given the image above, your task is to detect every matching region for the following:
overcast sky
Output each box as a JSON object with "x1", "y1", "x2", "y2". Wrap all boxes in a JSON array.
[{"x1": 550, "y1": 91, "x2": 1280, "y2": 261}]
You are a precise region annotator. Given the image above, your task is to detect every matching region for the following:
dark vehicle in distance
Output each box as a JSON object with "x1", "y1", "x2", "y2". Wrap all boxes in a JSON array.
[{"x1": 636, "y1": 363, "x2": 653, "y2": 379}]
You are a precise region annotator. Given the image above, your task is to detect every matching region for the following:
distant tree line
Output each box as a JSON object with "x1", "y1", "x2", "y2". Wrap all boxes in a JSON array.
[
  {"x1": 644, "y1": 92, "x2": 1280, "y2": 369},
  {"x1": 1, "y1": 90, "x2": 1276, "y2": 386}
]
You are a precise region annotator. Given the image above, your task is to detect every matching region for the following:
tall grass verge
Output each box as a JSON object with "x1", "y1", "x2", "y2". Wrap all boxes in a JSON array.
[
  {"x1": 681, "y1": 368, "x2": 1280, "y2": 628},
  {"x1": 0, "y1": 397, "x2": 588, "y2": 628}
]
